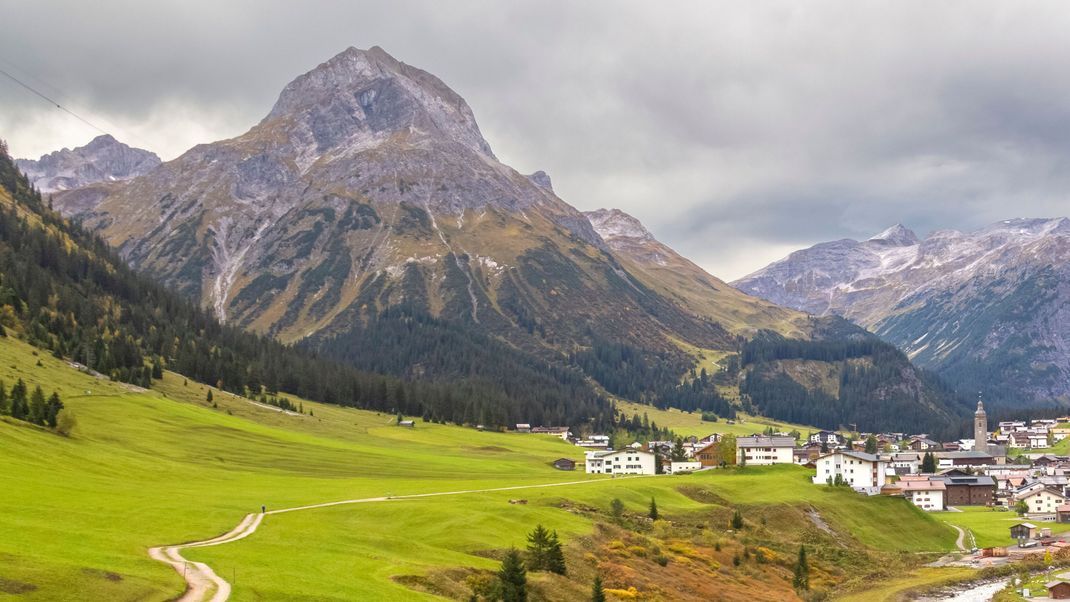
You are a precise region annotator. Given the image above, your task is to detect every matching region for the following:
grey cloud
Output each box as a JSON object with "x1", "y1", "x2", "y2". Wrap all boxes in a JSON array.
[{"x1": 4, "y1": 1, "x2": 1070, "y2": 279}]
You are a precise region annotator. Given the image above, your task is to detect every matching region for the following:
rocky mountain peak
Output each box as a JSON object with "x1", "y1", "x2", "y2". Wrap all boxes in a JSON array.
[
  {"x1": 265, "y1": 45, "x2": 495, "y2": 158},
  {"x1": 584, "y1": 208, "x2": 655, "y2": 242},
  {"x1": 867, "y1": 223, "x2": 919, "y2": 246},
  {"x1": 16, "y1": 134, "x2": 160, "y2": 194},
  {"x1": 527, "y1": 170, "x2": 553, "y2": 191}
]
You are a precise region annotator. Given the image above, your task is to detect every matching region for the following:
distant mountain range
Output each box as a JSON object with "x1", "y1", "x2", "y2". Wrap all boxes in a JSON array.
[
  {"x1": 16, "y1": 134, "x2": 159, "y2": 195},
  {"x1": 735, "y1": 219, "x2": 1070, "y2": 407},
  {"x1": 27, "y1": 46, "x2": 968, "y2": 434}
]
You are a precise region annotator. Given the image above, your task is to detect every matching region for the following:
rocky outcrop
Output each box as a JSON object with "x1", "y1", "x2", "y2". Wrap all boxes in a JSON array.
[{"x1": 17, "y1": 135, "x2": 160, "y2": 194}]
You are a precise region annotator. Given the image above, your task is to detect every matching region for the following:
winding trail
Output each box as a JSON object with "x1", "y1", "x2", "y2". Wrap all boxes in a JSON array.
[
  {"x1": 949, "y1": 524, "x2": 967, "y2": 552},
  {"x1": 149, "y1": 476, "x2": 651, "y2": 601}
]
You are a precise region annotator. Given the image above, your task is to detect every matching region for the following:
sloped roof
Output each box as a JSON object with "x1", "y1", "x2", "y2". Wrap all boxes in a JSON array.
[{"x1": 737, "y1": 436, "x2": 796, "y2": 448}]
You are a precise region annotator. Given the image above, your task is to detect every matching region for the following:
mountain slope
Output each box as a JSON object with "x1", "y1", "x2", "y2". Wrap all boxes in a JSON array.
[
  {"x1": 46, "y1": 47, "x2": 968, "y2": 432},
  {"x1": 0, "y1": 139, "x2": 611, "y2": 429},
  {"x1": 16, "y1": 134, "x2": 160, "y2": 195},
  {"x1": 584, "y1": 208, "x2": 811, "y2": 338},
  {"x1": 55, "y1": 47, "x2": 729, "y2": 357},
  {"x1": 734, "y1": 219, "x2": 1070, "y2": 406}
]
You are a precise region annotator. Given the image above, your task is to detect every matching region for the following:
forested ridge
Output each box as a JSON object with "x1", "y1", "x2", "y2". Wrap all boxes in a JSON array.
[
  {"x1": 739, "y1": 333, "x2": 971, "y2": 437},
  {"x1": 0, "y1": 141, "x2": 617, "y2": 430}
]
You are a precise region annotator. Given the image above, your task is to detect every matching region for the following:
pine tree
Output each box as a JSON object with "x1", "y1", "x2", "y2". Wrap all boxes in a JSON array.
[
  {"x1": 0, "y1": 379, "x2": 7, "y2": 415},
  {"x1": 648, "y1": 497, "x2": 659, "y2": 521},
  {"x1": 206, "y1": 390, "x2": 213, "y2": 403},
  {"x1": 591, "y1": 575, "x2": 606, "y2": 602},
  {"x1": 731, "y1": 509, "x2": 744, "y2": 530},
  {"x1": 922, "y1": 451, "x2": 936, "y2": 473},
  {"x1": 151, "y1": 356, "x2": 164, "y2": 379},
  {"x1": 546, "y1": 530, "x2": 566, "y2": 575},
  {"x1": 45, "y1": 392, "x2": 63, "y2": 428},
  {"x1": 671, "y1": 437, "x2": 687, "y2": 462},
  {"x1": 10, "y1": 379, "x2": 27, "y2": 420},
  {"x1": 792, "y1": 545, "x2": 809, "y2": 591},
  {"x1": 497, "y1": 548, "x2": 527, "y2": 602},
  {"x1": 865, "y1": 435, "x2": 878, "y2": 454},
  {"x1": 526, "y1": 524, "x2": 551, "y2": 571},
  {"x1": 28, "y1": 385, "x2": 46, "y2": 425}
]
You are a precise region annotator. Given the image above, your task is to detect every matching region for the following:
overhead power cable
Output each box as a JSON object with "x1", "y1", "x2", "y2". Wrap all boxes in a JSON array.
[{"x1": 0, "y1": 66, "x2": 112, "y2": 137}]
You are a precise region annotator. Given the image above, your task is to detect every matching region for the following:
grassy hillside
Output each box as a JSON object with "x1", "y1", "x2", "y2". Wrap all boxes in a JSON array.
[{"x1": 0, "y1": 335, "x2": 963, "y2": 600}]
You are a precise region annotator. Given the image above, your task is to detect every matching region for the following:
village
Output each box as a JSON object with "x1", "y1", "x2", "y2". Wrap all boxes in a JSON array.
[{"x1": 517, "y1": 402, "x2": 1070, "y2": 592}]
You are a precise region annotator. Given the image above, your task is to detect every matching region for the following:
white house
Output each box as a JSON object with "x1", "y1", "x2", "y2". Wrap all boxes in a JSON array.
[
  {"x1": 1017, "y1": 487, "x2": 1068, "y2": 517},
  {"x1": 897, "y1": 478, "x2": 946, "y2": 511},
  {"x1": 882, "y1": 452, "x2": 921, "y2": 476},
  {"x1": 812, "y1": 451, "x2": 887, "y2": 489},
  {"x1": 736, "y1": 436, "x2": 796, "y2": 465},
  {"x1": 665, "y1": 461, "x2": 702, "y2": 475},
  {"x1": 585, "y1": 450, "x2": 656, "y2": 475}
]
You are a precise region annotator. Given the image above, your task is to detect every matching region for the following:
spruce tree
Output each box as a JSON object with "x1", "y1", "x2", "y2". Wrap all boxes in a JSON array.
[
  {"x1": 206, "y1": 390, "x2": 213, "y2": 403},
  {"x1": 0, "y1": 379, "x2": 7, "y2": 415},
  {"x1": 591, "y1": 575, "x2": 606, "y2": 602},
  {"x1": 28, "y1": 385, "x2": 46, "y2": 425},
  {"x1": 10, "y1": 379, "x2": 27, "y2": 420},
  {"x1": 151, "y1": 356, "x2": 164, "y2": 379},
  {"x1": 671, "y1": 437, "x2": 687, "y2": 461},
  {"x1": 610, "y1": 498, "x2": 624, "y2": 521},
  {"x1": 648, "y1": 497, "x2": 659, "y2": 521},
  {"x1": 497, "y1": 548, "x2": 527, "y2": 602},
  {"x1": 546, "y1": 530, "x2": 566, "y2": 575},
  {"x1": 526, "y1": 525, "x2": 551, "y2": 571},
  {"x1": 792, "y1": 545, "x2": 809, "y2": 591},
  {"x1": 45, "y1": 392, "x2": 63, "y2": 428},
  {"x1": 731, "y1": 509, "x2": 744, "y2": 530},
  {"x1": 922, "y1": 451, "x2": 936, "y2": 473}
]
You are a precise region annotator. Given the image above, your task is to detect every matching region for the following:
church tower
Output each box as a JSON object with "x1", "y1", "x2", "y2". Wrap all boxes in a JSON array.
[{"x1": 974, "y1": 398, "x2": 988, "y2": 454}]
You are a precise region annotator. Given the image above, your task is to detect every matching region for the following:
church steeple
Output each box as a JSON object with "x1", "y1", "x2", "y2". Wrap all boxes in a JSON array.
[{"x1": 974, "y1": 395, "x2": 988, "y2": 454}]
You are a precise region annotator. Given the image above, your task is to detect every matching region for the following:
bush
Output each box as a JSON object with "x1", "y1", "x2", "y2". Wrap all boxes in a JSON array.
[{"x1": 55, "y1": 409, "x2": 77, "y2": 437}]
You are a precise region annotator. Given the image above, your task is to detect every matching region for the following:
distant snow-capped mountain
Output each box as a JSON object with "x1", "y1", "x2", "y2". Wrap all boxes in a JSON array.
[
  {"x1": 734, "y1": 218, "x2": 1070, "y2": 406},
  {"x1": 16, "y1": 134, "x2": 160, "y2": 194}
]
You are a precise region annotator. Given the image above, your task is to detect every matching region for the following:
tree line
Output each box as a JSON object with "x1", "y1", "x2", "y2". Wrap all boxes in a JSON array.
[{"x1": 0, "y1": 141, "x2": 616, "y2": 431}]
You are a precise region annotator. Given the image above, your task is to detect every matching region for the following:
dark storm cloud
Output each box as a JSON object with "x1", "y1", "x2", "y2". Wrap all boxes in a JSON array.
[{"x1": 4, "y1": 1, "x2": 1070, "y2": 278}]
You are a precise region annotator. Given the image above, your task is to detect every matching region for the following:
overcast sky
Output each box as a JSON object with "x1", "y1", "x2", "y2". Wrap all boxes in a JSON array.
[{"x1": 4, "y1": 2, "x2": 1070, "y2": 279}]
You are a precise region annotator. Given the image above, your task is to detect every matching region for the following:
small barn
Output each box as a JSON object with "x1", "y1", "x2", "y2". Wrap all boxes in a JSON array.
[
  {"x1": 1010, "y1": 522, "x2": 1038, "y2": 542},
  {"x1": 552, "y1": 458, "x2": 576, "y2": 471},
  {"x1": 1047, "y1": 580, "x2": 1070, "y2": 600},
  {"x1": 1058, "y1": 504, "x2": 1070, "y2": 523}
]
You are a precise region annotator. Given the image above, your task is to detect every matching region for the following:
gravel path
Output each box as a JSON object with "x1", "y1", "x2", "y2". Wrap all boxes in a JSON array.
[{"x1": 149, "y1": 475, "x2": 653, "y2": 601}]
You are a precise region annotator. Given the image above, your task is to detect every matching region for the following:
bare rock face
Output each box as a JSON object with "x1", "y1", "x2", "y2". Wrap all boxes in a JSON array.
[
  {"x1": 734, "y1": 218, "x2": 1070, "y2": 405},
  {"x1": 16, "y1": 135, "x2": 160, "y2": 194},
  {"x1": 48, "y1": 46, "x2": 747, "y2": 358}
]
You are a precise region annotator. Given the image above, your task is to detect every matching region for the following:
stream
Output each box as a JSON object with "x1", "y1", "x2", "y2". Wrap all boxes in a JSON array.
[{"x1": 911, "y1": 577, "x2": 1009, "y2": 602}]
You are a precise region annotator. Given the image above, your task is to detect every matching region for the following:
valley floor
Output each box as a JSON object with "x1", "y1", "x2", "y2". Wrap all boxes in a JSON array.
[{"x1": 0, "y1": 336, "x2": 961, "y2": 600}]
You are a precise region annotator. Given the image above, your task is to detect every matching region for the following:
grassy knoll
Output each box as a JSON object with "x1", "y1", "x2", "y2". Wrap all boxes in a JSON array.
[
  {"x1": 615, "y1": 399, "x2": 817, "y2": 438},
  {"x1": 0, "y1": 336, "x2": 593, "y2": 600},
  {"x1": 188, "y1": 464, "x2": 957, "y2": 600},
  {"x1": 2, "y1": 335, "x2": 957, "y2": 600},
  {"x1": 935, "y1": 507, "x2": 1070, "y2": 548}
]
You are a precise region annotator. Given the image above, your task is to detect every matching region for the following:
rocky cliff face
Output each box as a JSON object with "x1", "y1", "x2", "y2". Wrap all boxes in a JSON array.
[
  {"x1": 734, "y1": 218, "x2": 1070, "y2": 405},
  {"x1": 43, "y1": 46, "x2": 966, "y2": 431},
  {"x1": 52, "y1": 47, "x2": 726, "y2": 356},
  {"x1": 16, "y1": 135, "x2": 160, "y2": 194}
]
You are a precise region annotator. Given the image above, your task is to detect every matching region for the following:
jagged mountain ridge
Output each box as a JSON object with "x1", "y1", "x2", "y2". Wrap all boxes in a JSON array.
[
  {"x1": 53, "y1": 46, "x2": 730, "y2": 357},
  {"x1": 16, "y1": 134, "x2": 160, "y2": 195},
  {"x1": 45, "y1": 46, "x2": 968, "y2": 432},
  {"x1": 734, "y1": 218, "x2": 1070, "y2": 406},
  {"x1": 584, "y1": 208, "x2": 812, "y2": 338}
]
